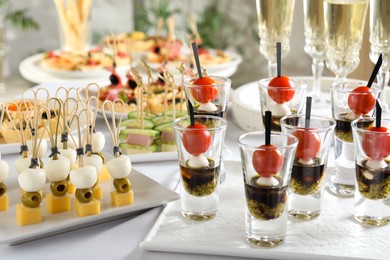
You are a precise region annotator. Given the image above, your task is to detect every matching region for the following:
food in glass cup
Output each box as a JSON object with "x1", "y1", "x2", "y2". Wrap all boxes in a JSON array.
[
  {"x1": 352, "y1": 115, "x2": 390, "y2": 226},
  {"x1": 258, "y1": 77, "x2": 307, "y2": 132},
  {"x1": 173, "y1": 115, "x2": 227, "y2": 220},
  {"x1": 184, "y1": 76, "x2": 230, "y2": 120}
]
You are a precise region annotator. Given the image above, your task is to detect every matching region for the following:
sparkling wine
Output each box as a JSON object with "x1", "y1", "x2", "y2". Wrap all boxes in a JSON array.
[
  {"x1": 324, "y1": 0, "x2": 368, "y2": 78},
  {"x1": 369, "y1": 0, "x2": 390, "y2": 69},
  {"x1": 303, "y1": 0, "x2": 326, "y2": 61},
  {"x1": 256, "y1": 0, "x2": 295, "y2": 63}
]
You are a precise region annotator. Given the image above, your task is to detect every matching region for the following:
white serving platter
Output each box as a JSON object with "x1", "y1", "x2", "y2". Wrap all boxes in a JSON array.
[
  {"x1": 140, "y1": 160, "x2": 390, "y2": 260},
  {"x1": 0, "y1": 168, "x2": 179, "y2": 245}
]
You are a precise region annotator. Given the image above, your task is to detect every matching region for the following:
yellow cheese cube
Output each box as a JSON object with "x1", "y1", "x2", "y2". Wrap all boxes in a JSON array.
[
  {"x1": 71, "y1": 163, "x2": 78, "y2": 170},
  {"x1": 68, "y1": 182, "x2": 76, "y2": 194},
  {"x1": 45, "y1": 193, "x2": 71, "y2": 214},
  {"x1": 74, "y1": 198, "x2": 100, "y2": 217},
  {"x1": 16, "y1": 204, "x2": 42, "y2": 226},
  {"x1": 92, "y1": 184, "x2": 102, "y2": 200},
  {"x1": 111, "y1": 190, "x2": 134, "y2": 207},
  {"x1": 0, "y1": 194, "x2": 8, "y2": 211},
  {"x1": 98, "y1": 165, "x2": 111, "y2": 183}
]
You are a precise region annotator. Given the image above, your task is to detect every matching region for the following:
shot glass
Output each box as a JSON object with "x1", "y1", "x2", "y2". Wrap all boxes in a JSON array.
[
  {"x1": 329, "y1": 81, "x2": 381, "y2": 197},
  {"x1": 352, "y1": 117, "x2": 390, "y2": 226},
  {"x1": 173, "y1": 115, "x2": 227, "y2": 220},
  {"x1": 238, "y1": 131, "x2": 298, "y2": 247},
  {"x1": 281, "y1": 114, "x2": 336, "y2": 220},
  {"x1": 258, "y1": 78, "x2": 307, "y2": 132},
  {"x1": 184, "y1": 76, "x2": 231, "y2": 119}
]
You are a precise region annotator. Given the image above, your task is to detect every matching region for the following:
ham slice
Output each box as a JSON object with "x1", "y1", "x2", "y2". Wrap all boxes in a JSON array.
[{"x1": 127, "y1": 133, "x2": 154, "y2": 146}]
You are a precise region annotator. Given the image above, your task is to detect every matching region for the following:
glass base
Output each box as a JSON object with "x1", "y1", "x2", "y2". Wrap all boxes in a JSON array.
[
  {"x1": 328, "y1": 182, "x2": 354, "y2": 197},
  {"x1": 355, "y1": 215, "x2": 389, "y2": 227},
  {"x1": 182, "y1": 211, "x2": 216, "y2": 221},
  {"x1": 247, "y1": 236, "x2": 284, "y2": 248},
  {"x1": 288, "y1": 210, "x2": 320, "y2": 220}
]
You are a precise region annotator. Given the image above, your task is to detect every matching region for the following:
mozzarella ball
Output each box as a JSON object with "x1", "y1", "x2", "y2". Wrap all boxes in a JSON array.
[
  {"x1": 59, "y1": 148, "x2": 77, "y2": 167},
  {"x1": 106, "y1": 155, "x2": 132, "y2": 179},
  {"x1": 256, "y1": 176, "x2": 279, "y2": 186},
  {"x1": 44, "y1": 155, "x2": 71, "y2": 182},
  {"x1": 91, "y1": 131, "x2": 105, "y2": 153},
  {"x1": 70, "y1": 166, "x2": 97, "y2": 189},
  {"x1": 18, "y1": 168, "x2": 46, "y2": 192},
  {"x1": 0, "y1": 159, "x2": 9, "y2": 182},
  {"x1": 84, "y1": 154, "x2": 103, "y2": 174},
  {"x1": 270, "y1": 103, "x2": 291, "y2": 117},
  {"x1": 187, "y1": 155, "x2": 209, "y2": 168},
  {"x1": 27, "y1": 139, "x2": 48, "y2": 158},
  {"x1": 15, "y1": 156, "x2": 32, "y2": 174},
  {"x1": 198, "y1": 102, "x2": 218, "y2": 112}
]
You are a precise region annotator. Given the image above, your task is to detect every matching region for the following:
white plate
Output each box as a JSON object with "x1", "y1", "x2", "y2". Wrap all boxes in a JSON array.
[
  {"x1": 147, "y1": 49, "x2": 242, "y2": 78},
  {"x1": 0, "y1": 168, "x2": 179, "y2": 245},
  {"x1": 128, "y1": 151, "x2": 177, "y2": 163},
  {"x1": 141, "y1": 161, "x2": 390, "y2": 260},
  {"x1": 18, "y1": 53, "x2": 125, "y2": 84}
]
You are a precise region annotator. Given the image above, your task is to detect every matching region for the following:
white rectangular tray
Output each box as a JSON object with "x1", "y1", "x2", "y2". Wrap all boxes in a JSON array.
[
  {"x1": 140, "y1": 161, "x2": 390, "y2": 260},
  {"x1": 0, "y1": 169, "x2": 179, "y2": 245}
]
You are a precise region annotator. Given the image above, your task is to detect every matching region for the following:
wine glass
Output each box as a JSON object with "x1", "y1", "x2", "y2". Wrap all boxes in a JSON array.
[
  {"x1": 255, "y1": 0, "x2": 296, "y2": 77},
  {"x1": 369, "y1": 0, "x2": 390, "y2": 112},
  {"x1": 324, "y1": 0, "x2": 369, "y2": 81},
  {"x1": 303, "y1": 0, "x2": 327, "y2": 107}
]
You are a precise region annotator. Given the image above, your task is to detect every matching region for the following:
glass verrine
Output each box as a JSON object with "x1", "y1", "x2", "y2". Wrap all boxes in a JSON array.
[
  {"x1": 369, "y1": 0, "x2": 390, "y2": 112},
  {"x1": 238, "y1": 131, "x2": 298, "y2": 247},
  {"x1": 173, "y1": 115, "x2": 227, "y2": 221},
  {"x1": 255, "y1": 0, "x2": 296, "y2": 77},
  {"x1": 330, "y1": 80, "x2": 381, "y2": 197},
  {"x1": 184, "y1": 76, "x2": 231, "y2": 119},
  {"x1": 281, "y1": 114, "x2": 335, "y2": 220},
  {"x1": 303, "y1": 0, "x2": 327, "y2": 107},
  {"x1": 258, "y1": 78, "x2": 307, "y2": 132},
  {"x1": 324, "y1": 0, "x2": 369, "y2": 80},
  {"x1": 352, "y1": 117, "x2": 390, "y2": 226}
]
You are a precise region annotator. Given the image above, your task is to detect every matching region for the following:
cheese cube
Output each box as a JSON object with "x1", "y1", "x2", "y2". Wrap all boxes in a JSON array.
[
  {"x1": 92, "y1": 184, "x2": 102, "y2": 200},
  {"x1": 98, "y1": 165, "x2": 111, "y2": 183},
  {"x1": 68, "y1": 182, "x2": 76, "y2": 194},
  {"x1": 111, "y1": 190, "x2": 134, "y2": 207},
  {"x1": 45, "y1": 193, "x2": 71, "y2": 214},
  {"x1": 74, "y1": 198, "x2": 100, "y2": 217},
  {"x1": 0, "y1": 194, "x2": 8, "y2": 211},
  {"x1": 16, "y1": 204, "x2": 42, "y2": 226}
]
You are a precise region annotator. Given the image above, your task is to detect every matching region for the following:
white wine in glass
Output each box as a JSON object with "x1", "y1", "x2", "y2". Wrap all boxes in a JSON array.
[
  {"x1": 303, "y1": 0, "x2": 327, "y2": 107},
  {"x1": 324, "y1": 0, "x2": 369, "y2": 80},
  {"x1": 370, "y1": 0, "x2": 390, "y2": 112},
  {"x1": 256, "y1": 0, "x2": 295, "y2": 77}
]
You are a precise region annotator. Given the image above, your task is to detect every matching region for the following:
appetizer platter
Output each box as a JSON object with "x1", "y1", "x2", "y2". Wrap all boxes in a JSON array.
[{"x1": 140, "y1": 161, "x2": 389, "y2": 260}]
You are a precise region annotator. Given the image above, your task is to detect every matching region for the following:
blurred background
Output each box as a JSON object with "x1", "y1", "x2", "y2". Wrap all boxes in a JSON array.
[{"x1": 5, "y1": 0, "x2": 373, "y2": 88}]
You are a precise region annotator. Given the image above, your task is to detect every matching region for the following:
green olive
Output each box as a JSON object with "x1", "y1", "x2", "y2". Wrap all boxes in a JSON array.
[
  {"x1": 50, "y1": 180, "x2": 69, "y2": 196},
  {"x1": 0, "y1": 183, "x2": 6, "y2": 197},
  {"x1": 22, "y1": 192, "x2": 42, "y2": 208},
  {"x1": 95, "y1": 152, "x2": 105, "y2": 164},
  {"x1": 75, "y1": 188, "x2": 93, "y2": 203},
  {"x1": 114, "y1": 178, "x2": 131, "y2": 193}
]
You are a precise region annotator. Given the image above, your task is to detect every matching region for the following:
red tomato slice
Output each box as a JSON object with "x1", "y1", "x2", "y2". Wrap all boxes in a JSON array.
[
  {"x1": 362, "y1": 126, "x2": 390, "y2": 160},
  {"x1": 293, "y1": 129, "x2": 321, "y2": 160},
  {"x1": 252, "y1": 144, "x2": 284, "y2": 177},
  {"x1": 182, "y1": 123, "x2": 211, "y2": 156},
  {"x1": 267, "y1": 76, "x2": 295, "y2": 104},
  {"x1": 348, "y1": 86, "x2": 376, "y2": 115},
  {"x1": 191, "y1": 77, "x2": 219, "y2": 104}
]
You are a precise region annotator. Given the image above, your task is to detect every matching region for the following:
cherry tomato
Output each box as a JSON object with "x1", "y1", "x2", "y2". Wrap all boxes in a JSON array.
[
  {"x1": 191, "y1": 77, "x2": 219, "y2": 104},
  {"x1": 348, "y1": 86, "x2": 376, "y2": 115},
  {"x1": 362, "y1": 126, "x2": 390, "y2": 160},
  {"x1": 182, "y1": 123, "x2": 211, "y2": 156},
  {"x1": 267, "y1": 76, "x2": 295, "y2": 104},
  {"x1": 293, "y1": 129, "x2": 321, "y2": 160},
  {"x1": 252, "y1": 144, "x2": 284, "y2": 177}
]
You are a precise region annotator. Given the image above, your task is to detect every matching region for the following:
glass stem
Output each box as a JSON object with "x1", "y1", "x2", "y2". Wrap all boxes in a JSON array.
[
  {"x1": 311, "y1": 60, "x2": 324, "y2": 102},
  {"x1": 267, "y1": 61, "x2": 277, "y2": 78},
  {"x1": 377, "y1": 69, "x2": 390, "y2": 112}
]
